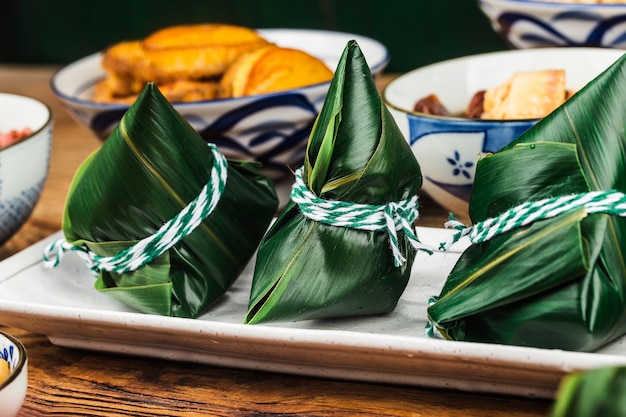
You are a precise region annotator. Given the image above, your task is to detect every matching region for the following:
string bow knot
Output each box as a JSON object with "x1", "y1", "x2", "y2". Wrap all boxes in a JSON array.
[{"x1": 290, "y1": 167, "x2": 432, "y2": 267}]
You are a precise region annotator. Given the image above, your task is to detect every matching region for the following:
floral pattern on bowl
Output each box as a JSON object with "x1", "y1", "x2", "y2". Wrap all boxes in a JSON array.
[
  {"x1": 0, "y1": 338, "x2": 19, "y2": 372},
  {"x1": 407, "y1": 118, "x2": 534, "y2": 213},
  {"x1": 0, "y1": 330, "x2": 27, "y2": 417}
]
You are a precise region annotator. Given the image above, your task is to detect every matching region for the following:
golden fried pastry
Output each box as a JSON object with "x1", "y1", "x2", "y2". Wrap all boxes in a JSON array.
[
  {"x1": 481, "y1": 69, "x2": 566, "y2": 120},
  {"x1": 93, "y1": 79, "x2": 219, "y2": 104},
  {"x1": 219, "y1": 45, "x2": 333, "y2": 98},
  {"x1": 92, "y1": 79, "x2": 132, "y2": 104},
  {"x1": 94, "y1": 23, "x2": 331, "y2": 104},
  {"x1": 101, "y1": 40, "x2": 151, "y2": 96},
  {"x1": 156, "y1": 79, "x2": 220, "y2": 102},
  {"x1": 142, "y1": 24, "x2": 271, "y2": 81},
  {"x1": 101, "y1": 41, "x2": 146, "y2": 78},
  {"x1": 98, "y1": 24, "x2": 270, "y2": 98}
]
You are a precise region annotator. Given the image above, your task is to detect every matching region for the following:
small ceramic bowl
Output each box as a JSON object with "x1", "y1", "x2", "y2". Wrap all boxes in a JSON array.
[
  {"x1": 0, "y1": 93, "x2": 53, "y2": 245},
  {"x1": 478, "y1": 0, "x2": 626, "y2": 49},
  {"x1": 51, "y1": 28, "x2": 389, "y2": 180},
  {"x1": 383, "y1": 47, "x2": 624, "y2": 218},
  {"x1": 0, "y1": 330, "x2": 28, "y2": 417}
]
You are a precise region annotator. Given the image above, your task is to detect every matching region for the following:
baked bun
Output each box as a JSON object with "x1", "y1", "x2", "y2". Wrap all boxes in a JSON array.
[{"x1": 219, "y1": 45, "x2": 333, "y2": 98}]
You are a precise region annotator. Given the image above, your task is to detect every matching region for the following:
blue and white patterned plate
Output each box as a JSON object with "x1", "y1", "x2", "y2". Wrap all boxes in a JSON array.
[
  {"x1": 479, "y1": 0, "x2": 626, "y2": 49},
  {"x1": 0, "y1": 330, "x2": 27, "y2": 417},
  {"x1": 51, "y1": 29, "x2": 390, "y2": 180},
  {"x1": 0, "y1": 93, "x2": 53, "y2": 245},
  {"x1": 0, "y1": 334, "x2": 20, "y2": 374}
]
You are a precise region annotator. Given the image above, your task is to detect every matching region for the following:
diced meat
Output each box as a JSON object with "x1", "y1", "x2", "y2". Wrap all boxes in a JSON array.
[
  {"x1": 413, "y1": 94, "x2": 452, "y2": 117},
  {"x1": 466, "y1": 90, "x2": 485, "y2": 119}
]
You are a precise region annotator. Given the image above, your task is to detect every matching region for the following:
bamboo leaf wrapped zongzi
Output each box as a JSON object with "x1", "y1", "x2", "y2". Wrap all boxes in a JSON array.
[
  {"x1": 44, "y1": 83, "x2": 278, "y2": 318},
  {"x1": 428, "y1": 52, "x2": 626, "y2": 351},
  {"x1": 550, "y1": 366, "x2": 626, "y2": 417},
  {"x1": 244, "y1": 40, "x2": 426, "y2": 324}
]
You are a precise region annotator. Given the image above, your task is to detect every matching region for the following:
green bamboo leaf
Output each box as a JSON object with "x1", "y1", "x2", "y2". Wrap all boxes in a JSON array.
[
  {"x1": 62, "y1": 83, "x2": 278, "y2": 318},
  {"x1": 95, "y1": 278, "x2": 173, "y2": 316},
  {"x1": 428, "y1": 52, "x2": 626, "y2": 351},
  {"x1": 550, "y1": 366, "x2": 626, "y2": 417},
  {"x1": 307, "y1": 51, "x2": 345, "y2": 193},
  {"x1": 245, "y1": 40, "x2": 422, "y2": 324}
]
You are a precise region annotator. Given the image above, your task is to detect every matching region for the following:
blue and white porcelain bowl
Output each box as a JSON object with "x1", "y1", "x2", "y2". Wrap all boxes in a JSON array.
[
  {"x1": 478, "y1": 0, "x2": 626, "y2": 49},
  {"x1": 383, "y1": 47, "x2": 624, "y2": 219},
  {"x1": 51, "y1": 28, "x2": 389, "y2": 180},
  {"x1": 0, "y1": 330, "x2": 28, "y2": 417},
  {"x1": 0, "y1": 93, "x2": 53, "y2": 245}
]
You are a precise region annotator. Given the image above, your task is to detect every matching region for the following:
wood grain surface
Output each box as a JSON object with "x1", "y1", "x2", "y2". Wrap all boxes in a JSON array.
[{"x1": 0, "y1": 65, "x2": 552, "y2": 417}]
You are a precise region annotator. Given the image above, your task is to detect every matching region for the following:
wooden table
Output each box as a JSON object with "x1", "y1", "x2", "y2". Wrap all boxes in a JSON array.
[{"x1": 0, "y1": 65, "x2": 553, "y2": 416}]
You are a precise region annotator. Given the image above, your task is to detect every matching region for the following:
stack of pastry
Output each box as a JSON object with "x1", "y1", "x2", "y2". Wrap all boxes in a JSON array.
[{"x1": 93, "y1": 23, "x2": 333, "y2": 104}]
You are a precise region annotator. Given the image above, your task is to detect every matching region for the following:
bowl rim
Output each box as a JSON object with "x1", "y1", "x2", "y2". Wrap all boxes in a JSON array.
[
  {"x1": 0, "y1": 93, "x2": 52, "y2": 153},
  {"x1": 479, "y1": 0, "x2": 626, "y2": 8},
  {"x1": 382, "y1": 46, "x2": 623, "y2": 122},
  {"x1": 0, "y1": 330, "x2": 27, "y2": 391},
  {"x1": 50, "y1": 27, "x2": 390, "y2": 110}
]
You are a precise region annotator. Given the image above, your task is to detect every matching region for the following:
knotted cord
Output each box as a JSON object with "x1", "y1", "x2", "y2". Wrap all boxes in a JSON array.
[
  {"x1": 439, "y1": 190, "x2": 626, "y2": 251},
  {"x1": 290, "y1": 166, "x2": 432, "y2": 267},
  {"x1": 43, "y1": 144, "x2": 228, "y2": 275}
]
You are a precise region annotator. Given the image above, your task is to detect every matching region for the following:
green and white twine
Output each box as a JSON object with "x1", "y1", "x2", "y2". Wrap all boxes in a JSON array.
[
  {"x1": 290, "y1": 166, "x2": 432, "y2": 267},
  {"x1": 439, "y1": 190, "x2": 626, "y2": 251},
  {"x1": 42, "y1": 143, "x2": 228, "y2": 276},
  {"x1": 426, "y1": 189, "x2": 626, "y2": 339}
]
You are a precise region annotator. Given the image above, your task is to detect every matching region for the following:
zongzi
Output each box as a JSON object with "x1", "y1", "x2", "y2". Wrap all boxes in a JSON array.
[
  {"x1": 428, "y1": 52, "x2": 626, "y2": 351},
  {"x1": 549, "y1": 366, "x2": 626, "y2": 417},
  {"x1": 244, "y1": 40, "x2": 426, "y2": 324},
  {"x1": 44, "y1": 83, "x2": 278, "y2": 318}
]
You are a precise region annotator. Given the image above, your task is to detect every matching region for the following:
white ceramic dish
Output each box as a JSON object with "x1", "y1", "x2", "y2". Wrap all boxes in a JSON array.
[
  {"x1": 0, "y1": 330, "x2": 27, "y2": 417},
  {"x1": 0, "y1": 93, "x2": 53, "y2": 245},
  {"x1": 51, "y1": 28, "x2": 389, "y2": 180},
  {"x1": 3, "y1": 228, "x2": 626, "y2": 399}
]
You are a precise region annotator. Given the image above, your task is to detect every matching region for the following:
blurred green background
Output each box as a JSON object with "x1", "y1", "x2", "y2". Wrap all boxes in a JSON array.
[{"x1": 1, "y1": 0, "x2": 508, "y2": 73}]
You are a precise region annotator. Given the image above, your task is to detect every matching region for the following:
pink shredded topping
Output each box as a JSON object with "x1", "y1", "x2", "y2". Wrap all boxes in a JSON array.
[{"x1": 0, "y1": 127, "x2": 32, "y2": 149}]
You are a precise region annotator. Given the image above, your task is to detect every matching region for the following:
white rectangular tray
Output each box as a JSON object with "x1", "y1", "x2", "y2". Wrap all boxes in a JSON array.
[{"x1": 2, "y1": 227, "x2": 626, "y2": 399}]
